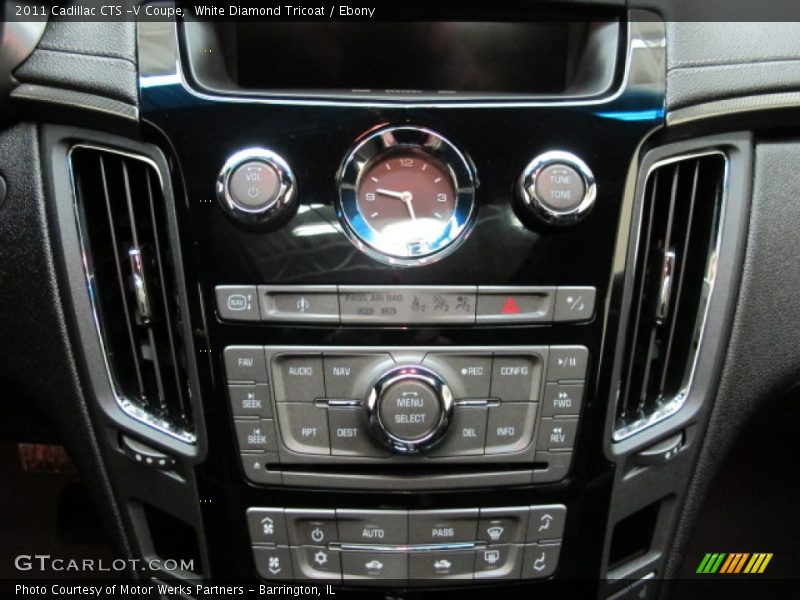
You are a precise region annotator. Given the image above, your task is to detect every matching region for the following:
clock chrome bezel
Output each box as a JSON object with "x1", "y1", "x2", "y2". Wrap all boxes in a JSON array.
[{"x1": 337, "y1": 125, "x2": 477, "y2": 266}]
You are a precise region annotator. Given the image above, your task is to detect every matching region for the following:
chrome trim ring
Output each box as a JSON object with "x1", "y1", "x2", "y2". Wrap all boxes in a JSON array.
[
  {"x1": 365, "y1": 365, "x2": 454, "y2": 454},
  {"x1": 337, "y1": 125, "x2": 477, "y2": 266},
  {"x1": 215, "y1": 147, "x2": 297, "y2": 225},
  {"x1": 518, "y1": 150, "x2": 597, "y2": 225}
]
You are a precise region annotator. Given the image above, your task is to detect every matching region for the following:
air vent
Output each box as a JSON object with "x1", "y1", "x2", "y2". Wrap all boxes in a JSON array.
[
  {"x1": 614, "y1": 152, "x2": 727, "y2": 440},
  {"x1": 70, "y1": 146, "x2": 195, "y2": 443}
]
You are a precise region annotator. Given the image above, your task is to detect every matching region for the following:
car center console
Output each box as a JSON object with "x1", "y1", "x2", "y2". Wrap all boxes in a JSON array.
[{"x1": 35, "y1": 3, "x2": 754, "y2": 597}]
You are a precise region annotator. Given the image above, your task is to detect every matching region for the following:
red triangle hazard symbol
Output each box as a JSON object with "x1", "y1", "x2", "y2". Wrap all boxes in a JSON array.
[{"x1": 501, "y1": 297, "x2": 520, "y2": 314}]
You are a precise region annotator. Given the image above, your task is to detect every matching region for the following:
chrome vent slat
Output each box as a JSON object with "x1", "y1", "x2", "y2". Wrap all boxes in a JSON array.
[
  {"x1": 614, "y1": 152, "x2": 727, "y2": 440},
  {"x1": 97, "y1": 154, "x2": 147, "y2": 400},
  {"x1": 144, "y1": 170, "x2": 189, "y2": 422},
  {"x1": 70, "y1": 145, "x2": 195, "y2": 443}
]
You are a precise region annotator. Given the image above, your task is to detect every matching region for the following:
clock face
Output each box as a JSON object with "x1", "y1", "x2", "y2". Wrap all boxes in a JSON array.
[
  {"x1": 356, "y1": 150, "x2": 457, "y2": 244},
  {"x1": 338, "y1": 127, "x2": 476, "y2": 265}
]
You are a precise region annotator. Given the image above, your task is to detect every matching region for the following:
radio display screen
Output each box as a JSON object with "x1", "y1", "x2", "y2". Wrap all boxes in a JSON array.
[{"x1": 233, "y1": 22, "x2": 586, "y2": 96}]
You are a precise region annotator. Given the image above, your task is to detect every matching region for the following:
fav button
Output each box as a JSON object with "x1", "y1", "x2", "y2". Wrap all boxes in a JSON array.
[{"x1": 224, "y1": 346, "x2": 268, "y2": 383}]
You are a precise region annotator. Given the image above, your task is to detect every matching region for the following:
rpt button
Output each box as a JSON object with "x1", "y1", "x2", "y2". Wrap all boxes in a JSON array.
[
  {"x1": 491, "y1": 355, "x2": 543, "y2": 401},
  {"x1": 276, "y1": 403, "x2": 330, "y2": 455},
  {"x1": 273, "y1": 355, "x2": 325, "y2": 402}
]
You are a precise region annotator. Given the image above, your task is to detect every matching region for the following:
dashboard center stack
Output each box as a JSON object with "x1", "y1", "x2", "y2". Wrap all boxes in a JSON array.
[{"x1": 135, "y1": 10, "x2": 668, "y2": 586}]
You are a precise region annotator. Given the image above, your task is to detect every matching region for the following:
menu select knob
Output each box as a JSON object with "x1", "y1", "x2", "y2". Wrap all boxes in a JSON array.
[
  {"x1": 366, "y1": 366, "x2": 453, "y2": 454},
  {"x1": 216, "y1": 148, "x2": 297, "y2": 225},
  {"x1": 517, "y1": 151, "x2": 596, "y2": 225}
]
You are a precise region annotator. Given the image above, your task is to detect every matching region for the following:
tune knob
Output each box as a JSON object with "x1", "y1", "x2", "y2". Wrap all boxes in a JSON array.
[
  {"x1": 366, "y1": 366, "x2": 453, "y2": 454},
  {"x1": 517, "y1": 151, "x2": 596, "y2": 226},
  {"x1": 216, "y1": 148, "x2": 297, "y2": 226}
]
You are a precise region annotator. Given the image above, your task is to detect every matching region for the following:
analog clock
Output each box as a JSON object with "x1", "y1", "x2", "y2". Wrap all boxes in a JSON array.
[{"x1": 337, "y1": 126, "x2": 476, "y2": 265}]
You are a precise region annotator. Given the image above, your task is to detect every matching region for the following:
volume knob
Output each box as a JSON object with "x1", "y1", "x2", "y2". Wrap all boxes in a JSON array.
[
  {"x1": 366, "y1": 366, "x2": 453, "y2": 454},
  {"x1": 216, "y1": 148, "x2": 297, "y2": 226}
]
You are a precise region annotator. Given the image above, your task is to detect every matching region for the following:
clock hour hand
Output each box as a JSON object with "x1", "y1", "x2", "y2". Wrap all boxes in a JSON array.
[{"x1": 375, "y1": 188, "x2": 407, "y2": 200}]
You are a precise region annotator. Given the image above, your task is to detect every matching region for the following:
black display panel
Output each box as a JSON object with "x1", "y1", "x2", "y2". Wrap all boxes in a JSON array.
[{"x1": 235, "y1": 22, "x2": 582, "y2": 94}]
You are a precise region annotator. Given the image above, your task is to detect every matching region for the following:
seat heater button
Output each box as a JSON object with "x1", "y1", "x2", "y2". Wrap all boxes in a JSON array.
[
  {"x1": 527, "y1": 505, "x2": 567, "y2": 542},
  {"x1": 521, "y1": 543, "x2": 561, "y2": 579}
]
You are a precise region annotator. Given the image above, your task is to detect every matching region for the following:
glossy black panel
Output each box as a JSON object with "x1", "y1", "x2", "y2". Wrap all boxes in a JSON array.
[{"x1": 140, "y1": 16, "x2": 664, "y2": 591}]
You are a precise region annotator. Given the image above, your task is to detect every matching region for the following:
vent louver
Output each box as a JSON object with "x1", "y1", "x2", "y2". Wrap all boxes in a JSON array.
[
  {"x1": 614, "y1": 152, "x2": 727, "y2": 440},
  {"x1": 70, "y1": 146, "x2": 195, "y2": 443}
]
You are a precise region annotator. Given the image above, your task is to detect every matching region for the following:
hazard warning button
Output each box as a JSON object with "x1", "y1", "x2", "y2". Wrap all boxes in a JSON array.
[{"x1": 476, "y1": 287, "x2": 555, "y2": 324}]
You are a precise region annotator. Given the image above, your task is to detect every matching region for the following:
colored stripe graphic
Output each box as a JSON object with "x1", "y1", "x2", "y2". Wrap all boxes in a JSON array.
[{"x1": 698, "y1": 552, "x2": 773, "y2": 574}]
